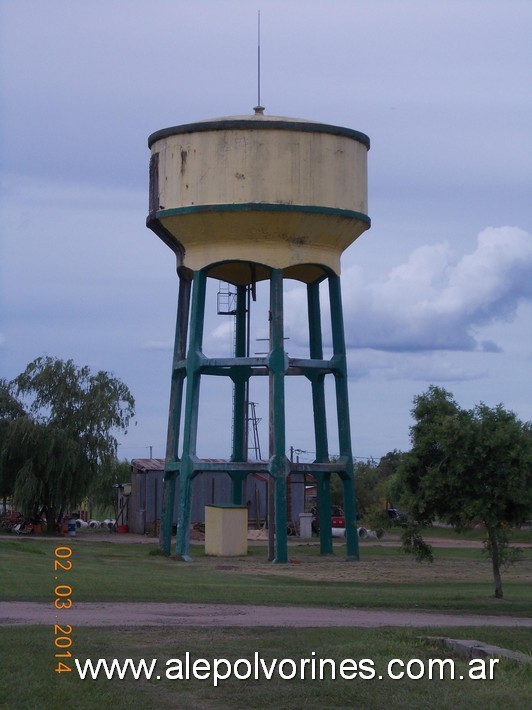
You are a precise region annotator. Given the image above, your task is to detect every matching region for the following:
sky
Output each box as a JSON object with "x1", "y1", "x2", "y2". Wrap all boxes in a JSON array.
[{"x1": 1, "y1": 0, "x2": 531, "y2": 464}]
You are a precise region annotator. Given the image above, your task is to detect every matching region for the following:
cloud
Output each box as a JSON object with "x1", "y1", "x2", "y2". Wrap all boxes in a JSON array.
[
  {"x1": 210, "y1": 321, "x2": 234, "y2": 343},
  {"x1": 284, "y1": 226, "x2": 532, "y2": 353},
  {"x1": 343, "y1": 226, "x2": 532, "y2": 352},
  {"x1": 348, "y1": 350, "x2": 488, "y2": 383}
]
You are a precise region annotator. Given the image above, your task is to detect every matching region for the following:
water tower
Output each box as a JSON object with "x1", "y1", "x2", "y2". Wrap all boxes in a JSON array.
[{"x1": 147, "y1": 111, "x2": 370, "y2": 562}]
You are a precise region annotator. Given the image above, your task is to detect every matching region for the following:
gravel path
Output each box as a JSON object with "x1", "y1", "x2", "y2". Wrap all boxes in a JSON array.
[{"x1": 1, "y1": 602, "x2": 530, "y2": 628}]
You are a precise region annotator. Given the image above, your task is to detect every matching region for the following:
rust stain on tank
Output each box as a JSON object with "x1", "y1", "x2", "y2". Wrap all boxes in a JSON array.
[{"x1": 180, "y1": 150, "x2": 188, "y2": 175}]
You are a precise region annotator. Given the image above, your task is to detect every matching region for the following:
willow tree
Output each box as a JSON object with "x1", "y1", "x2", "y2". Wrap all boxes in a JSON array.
[
  {"x1": 395, "y1": 386, "x2": 532, "y2": 598},
  {"x1": 1, "y1": 357, "x2": 135, "y2": 530},
  {"x1": 0, "y1": 379, "x2": 26, "y2": 511}
]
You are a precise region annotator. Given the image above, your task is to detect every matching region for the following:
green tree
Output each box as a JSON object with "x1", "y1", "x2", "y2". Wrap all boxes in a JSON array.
[
  {"x1": 0, "y1": 379, "x2": 26, "y2": 511},
  {"x1": 355, "y1": 451, "x2": 403, "y2": 518},
  {"x1": 353, "y1": 460, "x2": 377, "y2": 515},
  {"x1": 87, "y1": 458, "x2": 131, "y2": 517},
  {"x1": 1, "y1": 357, "x2": 135, "y2": 530},
  {"x1": 395, "y1": 385, "x2": 532, "y2": 598}
]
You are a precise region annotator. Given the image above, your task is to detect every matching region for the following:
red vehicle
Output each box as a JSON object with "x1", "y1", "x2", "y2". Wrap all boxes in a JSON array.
[
  {"x1": 311, "y1": 505, "x2": 381, "y2": 539},
  {"x1": 311, "y1": 505, "x2": 346, "y2": 535}
]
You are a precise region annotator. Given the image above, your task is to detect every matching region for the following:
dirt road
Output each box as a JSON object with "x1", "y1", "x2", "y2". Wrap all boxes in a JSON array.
[{"x1": 1, "y1": 602, "x2": 530, "y2": 628}]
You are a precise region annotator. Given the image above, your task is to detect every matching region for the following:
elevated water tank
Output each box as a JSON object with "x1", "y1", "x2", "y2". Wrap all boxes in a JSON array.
[
  {"x1": 147, "y1": 114, "x2": 370, "y2": 285},
  {"x1": 147, "y1": 111, "x2": 370, "y2": 564}
]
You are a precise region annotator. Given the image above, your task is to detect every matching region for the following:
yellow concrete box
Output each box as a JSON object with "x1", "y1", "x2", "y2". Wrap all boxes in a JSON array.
[{"x1": 204, "y1": 505, "x2": 248, "y2": 557}]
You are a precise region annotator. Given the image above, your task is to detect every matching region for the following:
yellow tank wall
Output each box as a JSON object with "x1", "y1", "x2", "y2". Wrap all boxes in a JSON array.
[
  {"x1": 154, "y1": 127, "x2": 367, "y2": 214},
  {"x1": 148, "y1": 119, "x2": 369, "y2": 280}
]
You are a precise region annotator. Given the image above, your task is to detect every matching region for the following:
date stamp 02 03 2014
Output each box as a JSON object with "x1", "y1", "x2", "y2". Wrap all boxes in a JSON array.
[{"x1": 52, "y1": 545, "x2": 74, "y2": 674}]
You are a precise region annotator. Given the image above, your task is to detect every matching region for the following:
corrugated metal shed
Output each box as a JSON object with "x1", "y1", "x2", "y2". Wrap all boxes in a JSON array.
[{"x1": 128, "y1": 458, "x2": 304, "y2": 535}]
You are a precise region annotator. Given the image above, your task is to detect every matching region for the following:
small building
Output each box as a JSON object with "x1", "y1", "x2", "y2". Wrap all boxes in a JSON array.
[{"x1": 128, "y1": 458, "x2": 304, "y2": 535}]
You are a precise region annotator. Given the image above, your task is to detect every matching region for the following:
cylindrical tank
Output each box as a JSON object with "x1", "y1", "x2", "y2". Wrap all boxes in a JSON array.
[{"x1": 147, "y1": 114, "x2": 370, "y2": 284}]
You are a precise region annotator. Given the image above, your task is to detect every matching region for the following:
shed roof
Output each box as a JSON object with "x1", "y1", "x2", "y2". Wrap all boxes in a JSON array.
[{"x1": 131, "y1": 458, "x2": 165, "y2": 472}]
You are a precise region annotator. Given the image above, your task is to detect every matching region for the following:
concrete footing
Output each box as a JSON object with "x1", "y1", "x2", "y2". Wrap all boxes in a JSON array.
[{"x1": 423, "y1": 636, "x2": 531, "y2": 666}]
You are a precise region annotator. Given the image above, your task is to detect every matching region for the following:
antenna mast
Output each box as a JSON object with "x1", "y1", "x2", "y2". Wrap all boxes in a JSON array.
[{"x1": 254, "y1": 10, "x2": 264, "y2": 114}]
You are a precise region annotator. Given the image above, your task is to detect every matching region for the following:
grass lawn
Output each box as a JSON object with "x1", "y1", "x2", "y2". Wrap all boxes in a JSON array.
[
  {"x1": 1, "y1": 534, "x2": 530, "y2": 709},
  {"x1": 1, "y1": 535, "x2": 530, "y2": 615},
  {"x1": 0, "y1": 625, "x2": 530, "y2": 710}
]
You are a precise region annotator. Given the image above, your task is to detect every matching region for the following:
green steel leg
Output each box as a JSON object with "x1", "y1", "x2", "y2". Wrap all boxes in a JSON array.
[
  {"x1": 307, "y1": 282, "x2": 328, "y2": 463},
  {"x1": 230, "y1": 473, "x2": 247, "y2": 505},
  {"x1": 230, "y1": 285, "x2": 249, "y2": 504},
  {"x1": 329, "y1": 274, "x2": 359, "y2": 561},
  {"x1": 270, "y1": 268, "x2": 288, "y2": 563},
  {"x1": 307, "y1": 281, "x2": 334, "y2": 554},
  {"x1": 273, "y1": 469, "x2": 288, "y2": 563},
  {"x1": 341, "y1": 472, "x2": 358, "y2": 561},
  {"x1": 160, "y1": 272, "x2": 191, "y2": 555},
  {"x1": 232, "y1": 285, "x2": 248, "y2": 460},
  {"x1": 176, "y1": 472, "x2": 193, "y2": 560},
  {"x1": 175, "y1": 269, "x2": 207, "y2": 561},
  {"x1": 160, "y1": 473, "x2": 176, "y2": 556},
  {"x1": 316, "y1": 471, "x2": 333, "y2": 552}
]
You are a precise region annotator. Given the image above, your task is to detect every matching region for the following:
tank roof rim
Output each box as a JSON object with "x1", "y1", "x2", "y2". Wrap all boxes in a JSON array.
[
  {"x1": 148, "y1": 116, "x2": 370, "y2": 149},
  {"x1": 194, "y1": 113, "x2": 318, "y2": 123}
]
